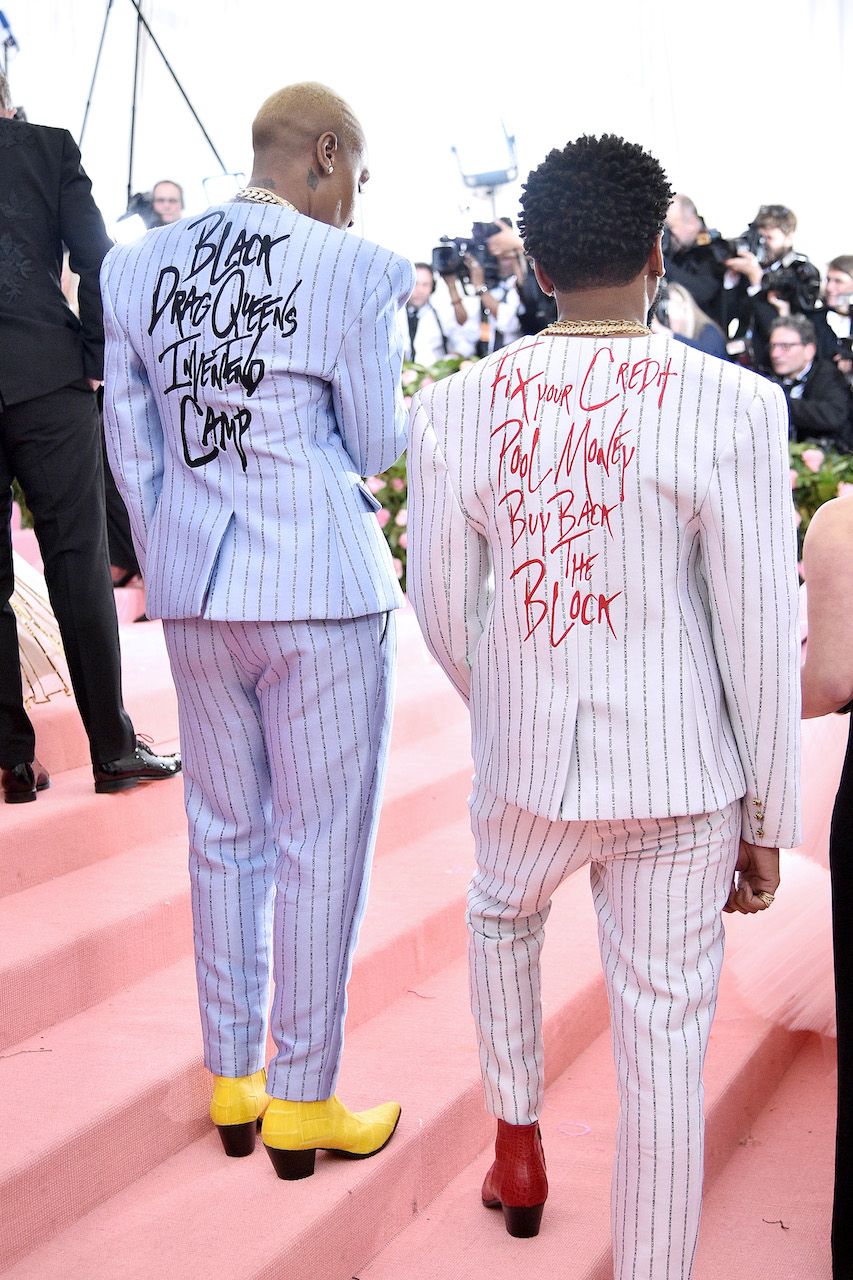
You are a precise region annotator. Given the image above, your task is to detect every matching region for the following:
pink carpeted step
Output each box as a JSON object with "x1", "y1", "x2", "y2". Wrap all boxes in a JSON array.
[
  {"x1": 0, "y1": 749, "x2": 185, "y2": 898},
  {"x1": 361, "y1": 971, "x2": 811, "y2": 1280},
  {"x1": 0, "y1": 809, "x2": 474, "y2": 1052},
  {"x1": 693, "y1": 1034, "x2": 834, "y2": 1279},
  {"x1": 0, "y1": 867, "x2": 608, "y2": 1274}
]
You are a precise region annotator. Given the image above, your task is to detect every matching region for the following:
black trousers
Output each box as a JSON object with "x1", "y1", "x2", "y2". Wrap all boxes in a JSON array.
[
  {"x1": 0, "y1": 381, "x2": 135, "y2": 766},
  {"x1": 831, "y1": 714, "x2": 853, "y2": 1278}
]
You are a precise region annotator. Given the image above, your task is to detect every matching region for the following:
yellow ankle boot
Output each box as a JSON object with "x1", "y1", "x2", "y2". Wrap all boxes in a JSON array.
[
  {"x1": 261, "y1": 1094, "x2": 401, "y2": 1180},
  {"x1": 210, "y1": 1069, "x2": 270, "y2": 1157}
]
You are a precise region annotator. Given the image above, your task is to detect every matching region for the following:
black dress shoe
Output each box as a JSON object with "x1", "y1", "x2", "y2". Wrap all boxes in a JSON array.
[
  {"x1": 93, "y1": 739, "x2": 181, "y2": 794},
  {"x1": 2, "y1": 759, "x2": 50, "y2": 804}
]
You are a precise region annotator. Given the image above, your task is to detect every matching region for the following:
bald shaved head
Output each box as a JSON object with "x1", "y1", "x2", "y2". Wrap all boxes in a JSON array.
[
  {"x1": 247, "y1": 81, "x2": 369, "y2": 230},
  {"x1": 252, "y1": 81, "x2": 364, "y2": 159}
]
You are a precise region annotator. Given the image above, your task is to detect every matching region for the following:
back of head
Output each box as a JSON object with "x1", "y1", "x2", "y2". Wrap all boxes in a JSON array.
[
  {"x1": 519, "y1": 135, "x2": 673, "y2": 292},
  {"x1": 252, "y1": 81, "x2": 363, "y2": 162}
]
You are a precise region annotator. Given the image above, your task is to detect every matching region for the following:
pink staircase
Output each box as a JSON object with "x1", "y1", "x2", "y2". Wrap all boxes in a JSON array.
[{"x1": 0, "y1": 607, "x2": 838, "y2": 1279}]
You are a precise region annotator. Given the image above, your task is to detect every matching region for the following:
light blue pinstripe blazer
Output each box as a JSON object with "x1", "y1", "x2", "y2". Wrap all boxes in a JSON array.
[{"x1": 101, "y1": 203, "x2": 414, "y2": 621}]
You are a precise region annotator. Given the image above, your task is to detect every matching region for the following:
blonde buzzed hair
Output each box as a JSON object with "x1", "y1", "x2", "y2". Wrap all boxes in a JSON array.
[
  {"x1": 0, "y1": 70, "x2": 12, "y2": 112},
  {"x1": 252, "y1": 81, "x2": 363, "y2": 157}
]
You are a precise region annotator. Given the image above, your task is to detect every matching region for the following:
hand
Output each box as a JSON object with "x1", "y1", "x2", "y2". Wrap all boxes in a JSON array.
[
  {"x1": 87, "y1": 378, "x2": 104, "y2": 391},
  {"x1": 463, "y1": 253, "x2": 485, "y2": 290},
  {"x1": 487, "y1": 227, "x2": 524, "y2": 257},
  {"x1": 724, "y1": 252, "x2": 763, "y2": 289},
  {"x1": 723, "y1": 840, "x2": 780, "y2": 915},
  {"x1": 766, "y1": 290, "x2": 791, "y2": 318},
  {"x1": 835, "y1": 356, "x2": 853, "y2": 377}
]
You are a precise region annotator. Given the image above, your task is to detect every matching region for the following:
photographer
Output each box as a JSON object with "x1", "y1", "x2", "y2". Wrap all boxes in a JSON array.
[
  {"x1": 725, "y1": 205, "x2": 821, "y2": 372},
  {"x1": 663, "y1": 194, "x2": 730, "y2": 328},
  {"x1": 463, "y1": 221, "x2": 555, "y2": 351},
  {"x1": 401, "y1": 263, "x2": 476, "y2": 364},
  {"x1": 768, "y1": 314, "x2": 852, "y2": 449},
  {"x1": 150, "y1": 180, "x2": 185, "y2": 226},
  {"x1": 817, "y1": 255, "x2": 853, "y2": 384}
]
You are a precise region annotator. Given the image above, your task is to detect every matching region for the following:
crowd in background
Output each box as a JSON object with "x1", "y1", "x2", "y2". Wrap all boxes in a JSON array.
[{"x1": 404, "y1": 200, "x2": 853, "y2": 453}]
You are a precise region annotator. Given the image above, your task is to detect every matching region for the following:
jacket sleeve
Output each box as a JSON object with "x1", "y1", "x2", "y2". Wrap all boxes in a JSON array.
[
  {"x1": 407, "y1": 396, "x2": 491, "y2": 703},
  {"x1": 58, "y1": 130, "x2": 113, "y2": 382},
  {"x1": 330, "y1": 253, "x2": 414, "y2": 477},
  {"x1": 100, "y1": 252, "x2": 164, "y2": 573},
  {"x1": 699, "y1": 378, "x2": 801, "y2": 847}
]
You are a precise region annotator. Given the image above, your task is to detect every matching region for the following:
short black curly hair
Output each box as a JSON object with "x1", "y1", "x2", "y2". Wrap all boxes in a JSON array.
[{"x1": 519, "y1": 135, "x2": 673, "y2": 292}]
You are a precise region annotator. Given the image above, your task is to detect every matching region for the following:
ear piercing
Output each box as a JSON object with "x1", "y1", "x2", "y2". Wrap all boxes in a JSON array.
[{"x1": 327, "y1": 165, "x2": 334, "y2": 174}]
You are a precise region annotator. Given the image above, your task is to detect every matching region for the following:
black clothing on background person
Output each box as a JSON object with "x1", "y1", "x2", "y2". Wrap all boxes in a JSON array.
[
  {"x1": 742, "y1": 252, "x2": 822, "y2": 373},
  {"x1": 0, "y1": 119, "x2": 111, "y2": 402},
  {"x1": 96, "y1": 387, "x2": 139, "y2": 578},
  {"x1": 830, "y1": 712, "x2": 853, "y2": 1279},
  {"x1": 0, "y1": 115, "x2": 136, "y2": 768},
  {"x1": 0, "y1": 385, "x2": 135, "y2": 764},
  {"x1": 663, "y1": 236, "x2": 727, "y2": 329},
  {"x1": 773, "y1": 358, "x2": 853, "y2": 449},
  {"x1": 515, "y1": 270, "x2": 557, "y2": 336}
]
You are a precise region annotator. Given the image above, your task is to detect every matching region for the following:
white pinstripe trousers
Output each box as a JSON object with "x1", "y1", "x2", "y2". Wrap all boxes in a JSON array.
[
  {"x1": 468, "y1": 785, "x2": 741, "y2": 1280},
  {"x1": 163, "y1": 612, "x2": 395, "y2": 1101}
]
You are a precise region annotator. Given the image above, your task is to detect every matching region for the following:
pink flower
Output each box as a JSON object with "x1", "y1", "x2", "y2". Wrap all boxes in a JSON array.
[
  {"x1": 401, "y1": 368, "x2": 419, "y2": 387},
  {"x1": 801, "y1": 448, "x2": 825, "y2": 473},
  {"x1": 394, "y1": 508, "x2": 408, "y2": 527},
  {"x1": 397, "y1": 532, "x2": 408, "y2": 549},
  {"x1": 403, "y1": 395, "x2": 412, "y2": 408},
  {"x1": 366, "y1": 476, "x2": 385, "y2": 495},
  {"x1": 790, "y1": 468, "x2": 799, "y2": 489},
  {"x1": 420, "y1": 375, "x2": 434, "y2": 386},
  {"x1": 391, "y1": 477, "x2": 405, "y2": 492},
  {"x1": 392, "y1": 557, "x2": 403, "y2": 579},
  {"x1": 376, "y1": 508, "x2": 390, "y2": 528},
  {"x1": 837, "y1": 482, "x2": 853, "y2": 500}
]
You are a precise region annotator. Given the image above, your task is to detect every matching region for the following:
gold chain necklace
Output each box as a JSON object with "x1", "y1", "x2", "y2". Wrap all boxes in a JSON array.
[
  {"x1": 541, "y1": 318, "x2": 651, "y2": 338},
  {"x1": 233, "y1": 186, "x2": 298, "y2": 213}
]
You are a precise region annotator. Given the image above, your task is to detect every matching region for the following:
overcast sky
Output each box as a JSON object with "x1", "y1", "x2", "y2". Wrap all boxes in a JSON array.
[{"x1": 4, "y1": 0, "x2": 851, "y2": 269}]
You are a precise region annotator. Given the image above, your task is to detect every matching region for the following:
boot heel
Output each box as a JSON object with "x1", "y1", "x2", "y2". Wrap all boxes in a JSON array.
[
  {"x1": 264, "y1": 1145, "x2": 317, "y2": 1180},
  {"x1": 216, "y1": 1120, "x2": 257, "y2": 1157},
  {"x1": 502, "y1": 1202, "x2": 545, "y2": 1238}
]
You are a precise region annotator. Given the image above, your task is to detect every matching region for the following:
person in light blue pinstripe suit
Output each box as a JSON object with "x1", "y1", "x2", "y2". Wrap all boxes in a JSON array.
[{"x1": 101, "y1": 83, "x2": 414, "y2": 1181}]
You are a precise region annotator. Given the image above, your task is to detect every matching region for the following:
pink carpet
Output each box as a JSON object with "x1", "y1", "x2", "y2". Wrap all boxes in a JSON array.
[{"x1": 0, "y1": 605, "x2": 840, "y2": 1279}]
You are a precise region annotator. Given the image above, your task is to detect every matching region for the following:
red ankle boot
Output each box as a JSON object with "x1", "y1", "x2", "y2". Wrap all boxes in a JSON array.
[{"x1": 481, "y1": 1119, "x2": 548, "y2": 1238}]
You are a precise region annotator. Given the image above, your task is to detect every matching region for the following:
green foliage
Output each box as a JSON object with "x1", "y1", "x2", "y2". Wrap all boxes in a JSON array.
[{"x1": 789, "y1": 443, "x2": 853, "y2": 549}]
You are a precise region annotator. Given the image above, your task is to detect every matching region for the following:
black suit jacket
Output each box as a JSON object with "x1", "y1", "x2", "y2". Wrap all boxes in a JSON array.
[
  {"x1": 775, "y1": 358, "x2": 853, "y2": 448},
  {"x1": 0, "y1": 118, "x2": 112, "y2": 407}
]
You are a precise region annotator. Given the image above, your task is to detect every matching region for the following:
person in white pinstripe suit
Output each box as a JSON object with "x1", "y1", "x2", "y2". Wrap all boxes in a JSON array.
[
  {"x1": 101, "y1": 83, "x2": 414, "y2": 1181},
  {"x1": 407, "y1": 136, "x2": 801, "y2": 1272}
]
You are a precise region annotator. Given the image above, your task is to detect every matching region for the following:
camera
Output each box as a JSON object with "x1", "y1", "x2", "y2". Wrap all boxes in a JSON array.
[
  {"x1": 661, "y1": 222, "x2": 767, "y2": 278},
  {"x1": 122, "y1": 191, "x2": 161, "y2": 230},
  {"x1": 762, "y1": 258, "x2": 821, "y2": 314},
  {"x1": 431, "y1": 221, "x2": 502, "y2": 289}
]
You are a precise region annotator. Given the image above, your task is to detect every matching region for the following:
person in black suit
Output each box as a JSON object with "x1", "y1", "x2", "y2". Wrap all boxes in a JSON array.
[
  {"x1": 768, "y1": 314, "x2": 853, "y2": 450},
  {"x1": 0, "y1": 71, "x2": 180, "y2": 801}
]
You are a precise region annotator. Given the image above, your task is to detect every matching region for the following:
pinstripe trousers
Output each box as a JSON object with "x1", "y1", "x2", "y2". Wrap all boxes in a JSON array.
[
  {"x1": 468, "y1": 784, "x2": 741, "y2": 1280},
  {"x1": 163, "y1": 612, "x2": 395, "y2": 1102}
]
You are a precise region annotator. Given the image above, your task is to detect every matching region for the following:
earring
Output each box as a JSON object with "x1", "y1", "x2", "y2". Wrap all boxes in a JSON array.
[{"x1": 327, "y1": 165, "x2": 334, "y2": 174}]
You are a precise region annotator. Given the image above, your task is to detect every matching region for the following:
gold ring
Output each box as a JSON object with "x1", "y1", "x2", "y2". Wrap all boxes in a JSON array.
[{"x1": 757, "y1": 891, "x2": 775, "y2": 908}]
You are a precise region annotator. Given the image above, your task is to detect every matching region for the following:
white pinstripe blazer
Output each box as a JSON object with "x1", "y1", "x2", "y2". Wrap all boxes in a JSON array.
[
  {"x1": 101, "y1": 203, "x2": 414, "y2": 621},
  {"x1": 408, "y1": 334, "x2": 802, "y2": 845}
]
